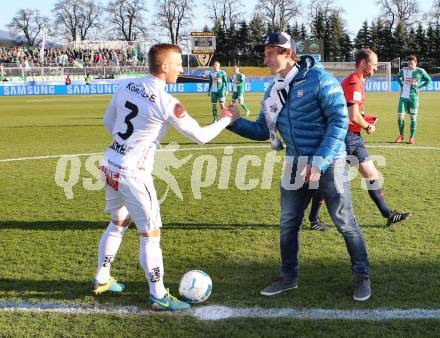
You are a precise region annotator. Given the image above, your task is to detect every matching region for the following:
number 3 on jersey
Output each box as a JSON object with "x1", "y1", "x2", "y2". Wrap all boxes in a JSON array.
[{"x1": 118, "y1": 101, "x2": 138, "y2": 140}]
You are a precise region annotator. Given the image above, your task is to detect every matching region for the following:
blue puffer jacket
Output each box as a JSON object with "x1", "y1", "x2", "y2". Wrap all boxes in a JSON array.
[{"x1": 228, "y1": 56, "x2": 348, "y2": 173}]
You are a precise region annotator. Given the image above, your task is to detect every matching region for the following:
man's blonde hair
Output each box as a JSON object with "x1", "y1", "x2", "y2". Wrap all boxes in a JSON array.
[{"x1": 148, "y1": 44, "x2": 182, "y2": 74}]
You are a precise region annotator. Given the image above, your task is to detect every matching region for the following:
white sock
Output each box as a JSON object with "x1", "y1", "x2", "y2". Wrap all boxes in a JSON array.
[
  {"x1": 139, "y1": 236, "x2": 166, "y2": 299},
  {"x1": 95, "y1": 222, "x2": 126, "y2": 284}
]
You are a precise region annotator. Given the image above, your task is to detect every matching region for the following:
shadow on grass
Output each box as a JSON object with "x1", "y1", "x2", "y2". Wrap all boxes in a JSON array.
[
  {"x1": 0, "y1": 221, "x2": 392, "y2": 231},
  {"x1": 0, "y1": 278, "x2": 149, "y2": 305},
  {"x1": 0, "y1": 221, "x2": 279, "y2": 231},
  {"x1": 1, "y1": 260, "x2": 440, "y2": 309}
]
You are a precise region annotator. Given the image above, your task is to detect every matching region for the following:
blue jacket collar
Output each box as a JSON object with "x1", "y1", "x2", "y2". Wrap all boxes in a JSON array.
[{"x1": 293, "y1": 55, "x2": 316, "y2": 82}]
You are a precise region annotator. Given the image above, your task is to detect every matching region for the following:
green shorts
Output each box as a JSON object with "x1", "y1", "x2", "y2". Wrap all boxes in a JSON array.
[
  {"x1": 397, "y1": 97, "x2": 419, "y2": 115},
  {"x1": 210, "y1": 92, "x2": 226, "y2": 104},
  {"x1": 232, "y1": 90, "x2": 244, "y2": 101}
]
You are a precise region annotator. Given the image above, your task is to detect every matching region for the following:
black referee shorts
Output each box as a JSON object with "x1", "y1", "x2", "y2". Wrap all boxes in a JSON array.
[{"x1": 345, "y1": 131, "x2": 371, "y2": 164}]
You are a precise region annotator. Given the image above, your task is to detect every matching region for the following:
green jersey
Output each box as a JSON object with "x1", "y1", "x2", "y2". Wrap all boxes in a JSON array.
[
  {"x1": 232, "y1": 72, "x2": 246, "y2": 92},
  {"x1": 397, "y1": 67, "x2": 432, "y2": 99},
  {"x1": 208, "y1": 70, "x2": 228, "y2": 94}
]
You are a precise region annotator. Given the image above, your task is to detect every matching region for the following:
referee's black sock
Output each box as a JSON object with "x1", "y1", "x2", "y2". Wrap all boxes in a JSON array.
[
  {"x1": 367, "y1": 181, "x2": 392, "y2": 218},
  {"x1": 308, "y1": 190, "x2": 324, "y2": 222}
]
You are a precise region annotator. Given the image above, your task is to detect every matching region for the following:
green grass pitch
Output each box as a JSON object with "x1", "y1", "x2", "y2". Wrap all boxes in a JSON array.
[{"x1": 0, "y1": 92, "x2": 439, "y2": 337}]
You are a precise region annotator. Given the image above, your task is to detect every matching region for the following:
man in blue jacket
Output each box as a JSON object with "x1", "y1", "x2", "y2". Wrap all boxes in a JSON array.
[{"x1": 227, "y1": 32, "x2": 371, "y2": 301}]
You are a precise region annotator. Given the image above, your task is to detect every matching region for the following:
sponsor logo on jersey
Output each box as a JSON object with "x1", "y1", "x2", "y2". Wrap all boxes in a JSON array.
[
  {"x1": 109, "y1": 139, "x2": 132, "y2": 155},
  {"x1": 173, "y1": 102, "x2": 187, "y2": 118}
]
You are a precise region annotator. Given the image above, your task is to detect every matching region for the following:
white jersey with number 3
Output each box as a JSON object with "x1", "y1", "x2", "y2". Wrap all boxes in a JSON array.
[{"x1": 102, "y1": 75, "x2": 231, "y2": 176}]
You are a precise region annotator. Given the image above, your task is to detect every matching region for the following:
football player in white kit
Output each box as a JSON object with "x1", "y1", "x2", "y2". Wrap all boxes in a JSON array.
[{"x1": 93, "y1": 44, "x2": 234, "y2": 311}]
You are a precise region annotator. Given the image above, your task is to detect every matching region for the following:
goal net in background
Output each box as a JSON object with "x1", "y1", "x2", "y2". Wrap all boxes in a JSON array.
[{"x1": 321, "y1": 62, "x2": 392, "y2": 91}]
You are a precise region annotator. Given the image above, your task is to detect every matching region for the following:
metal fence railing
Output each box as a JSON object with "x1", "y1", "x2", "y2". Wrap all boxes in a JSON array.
[{"x1": 0, "y1": 65, "x2": 149, "y2": 81}]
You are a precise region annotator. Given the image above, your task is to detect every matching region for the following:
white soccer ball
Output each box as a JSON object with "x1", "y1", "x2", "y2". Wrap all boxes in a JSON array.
[{"x1": 178, "y1": 270, "x2": 213, "y2": 303}]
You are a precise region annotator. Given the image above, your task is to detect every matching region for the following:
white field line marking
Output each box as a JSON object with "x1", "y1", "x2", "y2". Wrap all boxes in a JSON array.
[
  {"x1": 366, "y1": 145, "x2": 440, "y2": 150},
  {"x1": 194, "y1": 306, "x2": 440, "y2": 321},
  {"x1": 0, "y1": 301, "x2": 176, "y2": 317},
  {"x1": 0, "y1": 153, "x2": 104, "y2": 163},
  {"x1": 0, "y1": 146, "x2": 269, "y2": 163},
  {"x1": 1, "y1": 302, "x2": 440, "y2": 321},
  {"x1": 1, "y1": 144, "x2": 440, "y2": 163}
]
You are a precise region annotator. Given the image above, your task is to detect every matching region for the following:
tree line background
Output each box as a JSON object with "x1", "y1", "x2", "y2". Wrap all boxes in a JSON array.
[{"x1": 6, "y1": 0, "x2": 440, "y2": 68}]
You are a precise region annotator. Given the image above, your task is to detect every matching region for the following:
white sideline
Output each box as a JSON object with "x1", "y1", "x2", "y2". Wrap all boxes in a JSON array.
[
  {"x1": 1, "y1": 144, "x2": 440, "y2": 163},
  {"x1": 1, "y1": 301, "x2": 440, "y2": 321},
  {"x1": 0, "y1": 146, "x2": 268, "y2": 163},
  {"x1": 194, "y1": 306, "x2": 440, "y2": 321}
]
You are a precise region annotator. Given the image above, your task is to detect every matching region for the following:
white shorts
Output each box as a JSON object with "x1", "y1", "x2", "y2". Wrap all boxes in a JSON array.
[{"x1": 104, "y1": 173, "x2": 162, "y2": 232}]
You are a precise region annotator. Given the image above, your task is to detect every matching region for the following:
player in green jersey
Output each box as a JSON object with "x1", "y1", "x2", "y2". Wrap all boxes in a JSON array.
[
  {"x1": 395, "y1": 55, "x2": 432, "y2": 144},
  {"x1": 231, "y1": 65, "x2": 251, "y2": 116},
  {"x1": 208, "y1": 60, "x2": 228, "y2": 122}
]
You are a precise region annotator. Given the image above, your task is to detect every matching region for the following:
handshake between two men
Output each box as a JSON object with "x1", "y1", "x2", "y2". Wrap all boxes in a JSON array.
[{"x1": 219, "y1": 102, "x2": 241, "y2": 122}]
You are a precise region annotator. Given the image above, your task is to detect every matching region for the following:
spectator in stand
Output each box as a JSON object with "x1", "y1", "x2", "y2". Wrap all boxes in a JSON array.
[{"x1": 0, "y1": 46, "x2": 145, "y2": 67}]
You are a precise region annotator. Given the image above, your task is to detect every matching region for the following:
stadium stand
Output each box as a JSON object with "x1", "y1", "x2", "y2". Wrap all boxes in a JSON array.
[
  {"x1": 0, "y1": 42, "x2": 149, "y2": 82},
  {"x1": 0, "y1": 46, "x2": 146, "y2": 67}
]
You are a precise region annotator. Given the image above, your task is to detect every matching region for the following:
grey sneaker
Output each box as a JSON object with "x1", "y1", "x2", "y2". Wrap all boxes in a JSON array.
[
  {"x1": 260, "y1": 276, "x2": 298, "y2": 296},
  {"x1": 353, "y1": 275, "x2": 371, "y2": 301}
]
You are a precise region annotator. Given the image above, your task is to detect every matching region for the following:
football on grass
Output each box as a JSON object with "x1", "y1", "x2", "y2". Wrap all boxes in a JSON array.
[{"x1": 179, "y1": 270, "x2": 212, "y2": 303}]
